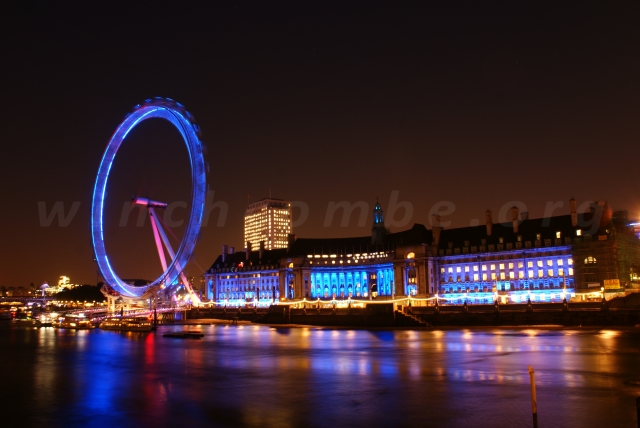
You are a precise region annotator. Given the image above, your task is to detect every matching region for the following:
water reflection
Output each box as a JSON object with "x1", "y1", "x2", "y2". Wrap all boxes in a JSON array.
[{"x1": 1, "y1": 324, "x2": 639, "y2": 427}]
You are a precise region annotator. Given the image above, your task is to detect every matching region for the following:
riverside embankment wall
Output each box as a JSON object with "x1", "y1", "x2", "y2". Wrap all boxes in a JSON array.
[{"x1": 188, "y1": 294, "x2": 640, "y2": 327}]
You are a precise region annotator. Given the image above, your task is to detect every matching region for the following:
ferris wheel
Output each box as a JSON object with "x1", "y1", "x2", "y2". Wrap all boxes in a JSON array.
[{"x1": 91, "y1": 98, "x2": 206, "y2": 303}]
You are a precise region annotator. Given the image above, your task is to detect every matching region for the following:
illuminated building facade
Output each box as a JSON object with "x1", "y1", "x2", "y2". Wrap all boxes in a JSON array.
[
  {"x1": 205, "y1": 199, "x2": 640, "y2": 305},
  {"x1": 244, "y1": 198, "x2": 292, "y2": 250},
  {"x1": 284, "y1": 222, "x2": 433, "y2": 301},
  {"x1": 205, "y1": 245, "x2": 285, "y2": 304},
  {"x1": 207, "y1": 203, "x2": 434, "y2": 305},
  {"x1": 434, "y1": 208, "x2": 577, "y2": 304}
]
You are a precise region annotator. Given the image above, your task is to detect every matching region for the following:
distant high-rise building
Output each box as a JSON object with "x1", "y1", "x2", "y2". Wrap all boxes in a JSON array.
[{"x1": 244, "y1": 198, "x2": 292, "y2": 250}]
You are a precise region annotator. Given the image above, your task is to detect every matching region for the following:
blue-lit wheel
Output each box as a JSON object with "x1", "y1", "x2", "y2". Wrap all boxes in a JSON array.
[{"x1": 91, "y1": 98, "x2": 206, "y2": 299}]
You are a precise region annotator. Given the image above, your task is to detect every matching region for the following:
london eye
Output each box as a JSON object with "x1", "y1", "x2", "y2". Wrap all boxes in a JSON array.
[{"x1": 91, "y1": 98, "x2": 206, "y2": 303}]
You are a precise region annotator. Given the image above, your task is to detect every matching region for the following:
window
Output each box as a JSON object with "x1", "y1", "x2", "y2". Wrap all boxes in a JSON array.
[
  {"x1": 548, "y1": 269, "x2": 554, "y2": 277},
  {"x1": 473, "y1": 265, "x2": 478, "y2": 272},
  {"x1": 518, "y1": 262, "x2": 523, "y2": 268},
  {"x1": 473, "y1": 274, "x2": 479, "y2": 281},
  {"x1": 491, "y1": 273, "x2": 497, "y2": 280},
  {"x1": 448, "y1": 267, "x2": 453, "y2": 273},
  {"x1": 441, "y1": 268, "x2": 445, "y2": 273},
  {"x1": 528, "y1": 270, "x2": 534, "y2": 278},
  {"x1": 508, "y1": 263, "x2": 514, "y2": 269},
  {"x1": 499, "y1": 264, "x2": 505, "y2": 270},
  {"x1": 527, "y1": 261, "x2": 533, "y2": 268},
  {"x1": 568, "y1": 259, "x2": 573, "y2": 265},
  {"x1": 538, "y1": 269, "x2": 544, "y2": 277},
  {"x1": 456, "y1": 267, "x2": 461, "y2": 273},
  {"x1": 536, "y1": 234, "x2": 541, "y2": 241},
  {"x1": 568, "y1": 268, "x2": 574, "y2": 276},
  {"x1": 559, "y1": 268, "x2": 564, "y2": 276},
  {"x1": 519, "y1": 271, "x2": 525, "y2": 279},
  {"x1": 585, "y1": 256, "x2": 597, "y2": 264},
  {"x1": 557, "y1": 259, "x2": 563, "y2": 266},
  {"x1": 556, "y1": 231, "x2": 561, "y2": 238},
  {"x1": 490, "y1": 264, "x2": 496, "y2": 271},
  {"x1": 500, "y1": 272, "x2": 506, "y2": 280},
  {"x1": 482, "y1": 273, "x2": 488, "y2": 281},
  {"x1": 499, "y1": 237, "x2": 504, "y2": 244},
  {"x1": 464, "y1": 266, "x2": 470, "y2": 272},
  {"x1": 509, "y1": 272, "x2": 515, "y2": 279},
  {"x1": 576, "y1": 229, "x2": 582, "y2": 236},
  {"x1": 547, "y1": 260, "x2": 553, "y2": 266},
  {"x1": 482, "y1": 265, "x2": 487, "y2": 271},
  {"x1": 537, "y1": 260, "x2": 543, "y2": 267}
]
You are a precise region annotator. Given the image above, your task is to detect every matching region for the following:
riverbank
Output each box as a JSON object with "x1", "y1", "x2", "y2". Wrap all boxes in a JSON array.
[{"x1": 187, "y1": 302, "x2": 640, "y2": 328}]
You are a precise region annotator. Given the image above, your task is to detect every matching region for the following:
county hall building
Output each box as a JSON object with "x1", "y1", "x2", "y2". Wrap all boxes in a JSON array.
[{"x1": 203, "y1": 199, "x2": 640, "y2": 305}]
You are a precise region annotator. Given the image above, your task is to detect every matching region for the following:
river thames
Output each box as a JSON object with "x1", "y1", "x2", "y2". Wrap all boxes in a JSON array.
[{"x1": 1, "y1": 323, "x2": 639, "y2": 427}]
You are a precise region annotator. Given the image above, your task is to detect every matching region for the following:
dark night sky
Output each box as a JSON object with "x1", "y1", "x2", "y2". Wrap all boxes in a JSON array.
[{"x1": 1, "y1": 2, "x2": 640, "y2": 288}]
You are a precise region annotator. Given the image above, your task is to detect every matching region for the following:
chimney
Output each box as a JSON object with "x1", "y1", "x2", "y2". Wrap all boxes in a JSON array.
[
  {"x1": 485, "y1": 210, "x2": 493, "y2": 236},
  {"x1": 432, "y1": 226, "x2": 442, "y2": 246},
  {"x1": 222, "y1": 245, "x2": 228, "y2": 263},
  {"x1": 570, "y1": 198, "x2": 577, "y2": 227},
  {"x1": 287, "y1": 233, "x2": 296, "y2": 250},
  {"x1": 520, "y1": 212, "x2": 529, "y2": 221},
  {"x1": 259, "y1": 241, "x2": 265, "y2": 260},
  {"x1": 246, "y1": 241, "x2": 252, "y2": 261},
  {"x1": 511, "y1": 206, "x2": 519, "y2": 233},
  {"x1": 229, "y1": 246, "x2": 235, "y2": 254}
]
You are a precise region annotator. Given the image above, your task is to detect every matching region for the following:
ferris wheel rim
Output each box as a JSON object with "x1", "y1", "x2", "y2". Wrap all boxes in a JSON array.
[{"x1": 91, "y1": 98, "x2": 206, "y2": 299}]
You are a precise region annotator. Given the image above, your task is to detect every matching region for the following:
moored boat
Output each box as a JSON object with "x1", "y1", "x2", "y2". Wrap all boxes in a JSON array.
[
  {"x1": 100, "y1": 316, "x2": 154, "y2": 332},
  {"x1": 162, "y1": 331, "x2": 204, "y2": 339},
  {"x1": 35, "y1": 314, "x2": 55, "y2": 327},
  {"x1": 54, "y1": 314, "x2": 95, "y2": 329}
]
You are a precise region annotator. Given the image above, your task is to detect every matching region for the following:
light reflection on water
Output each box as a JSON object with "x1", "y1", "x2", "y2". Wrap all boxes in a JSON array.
[{"x1": 1, "y1": 324, "x2": 639, "y2": 427}]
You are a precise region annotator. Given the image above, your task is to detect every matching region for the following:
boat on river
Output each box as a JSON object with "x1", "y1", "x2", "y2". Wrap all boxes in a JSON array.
[
  {"x1": 54, "y1": 314, "x2": 95, "y2": 330},
  {"x1": 162, "y1": 331, "x2": 204, "y2": 339},
  {"x1": 35, "y1": 314, "x2": 55, "y2": 327},
  {"x1": 100, "y1": 316, "x2": 154, "y2": 332}
]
